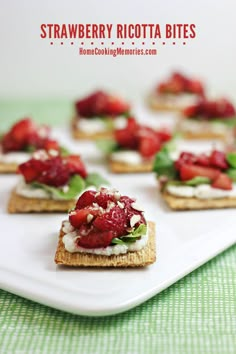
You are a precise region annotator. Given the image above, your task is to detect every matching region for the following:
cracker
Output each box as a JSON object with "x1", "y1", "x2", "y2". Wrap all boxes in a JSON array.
[
  {"x1": 8, "y1": 189, "x2": 75, "y2": 213},
  {"x1": 71, "y1": 117, "x2": 113, "y2": 140},
  {"x1": 162, "y1": 190, "x2": 236, "y2": 210},
  {"x1": 181, "y1": 131, "x2": 228, "y2": 141},
  {"x1": 109, "y1": 159, "x2": 153, "y2": 173},
  {"x1": 54, "y1": 221, "x2": 156, "y2": 267},
  {"x1": 0, "y1": 162, "x2": 18, "y2": 173}
]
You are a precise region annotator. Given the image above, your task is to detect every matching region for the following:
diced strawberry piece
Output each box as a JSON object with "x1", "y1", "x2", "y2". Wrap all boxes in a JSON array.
[
  {"x1": 120, "y1": 196, "x2": 146, "y2": 227},
  {"x1": 1, "y1": 132, "x2": 23, "y2": 152},
  {"x1": 95, "y1": 193, "x2": 116, "y2": 209},
  {"x1": 77, "y1": 229, "x2": 115, "y2": 249},
  {"x1": 43, "y1": 139, "x2": 59, "y2": 151},
  {"x1": 211, "y1": 173, "x2": 232, "y2": 190},
  {"x1": 175, "y1": 152, "x2": 196, "y2": 171},
  {"x1": 93, "y1": 205, "x2": 127, "y2": 237},
  {"x1": 64, "y1": 155, "x2": 87, "y2": 178},
  {"x1": 75, "y1": 90, "x2": 109, "y2": 117},
  {"x1": 179, "y1": 164, "x2": 221, "y2": 181},
  {"x1": 103, "y1": 96, "x2": 129, "y2": 116},
  {"x1": 76, "y1": 190, "x2": 97, "y2": 209},
  {"x1": 37, "y1": 157, "x2": 70, "y2": 187},
  {"x1": 156, "y1": 130, "x2": 172, "y2": 143},
  {"x1": 69, "y1": 209, "x2": 93, "y2": 228},
  {"x1": 115, "y1": 127, "x2": 138, "y2": 149},
  {"x1": 18, "y1": 159, "x2": 45, "y2": 183},
  {"x1": 209, "y1": 150, "x2": 229, "y2": 170},
  {"x1": 196, "y1": 154, "x2": 210, "y2": 167},
  {"x1": 186, "y1": 80, "x2": 204, "y2": 96},
  {"x1": 139, "y1": 135, "x2": 161, "y2": 158},
  {"x1": 10, "y1": 118, "x2": 36, "y2": 143},
  {"x1": 183, "y1": 104, "x2": 199, "y2": 118}
]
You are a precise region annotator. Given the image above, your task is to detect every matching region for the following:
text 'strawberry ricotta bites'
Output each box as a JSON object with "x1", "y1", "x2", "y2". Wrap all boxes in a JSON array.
[
  {"x1": 178, "y1": 98, "x2": 236, "y2": 142},
  {"x1": 72, "y1": 90, "x2": 130, "y2": 140},
  {"x1": 97, "y1": 117, "x2": 172, "y2": 173},
  {"x1": 148, "y1": 72, "x2": 205, "y2": 112},
  {"x1": 0, "y1": 118, "x2": 60, "y2": 173},
  {"x1": 55, "y1": 188, "x2": 156, "y2": 267},
  {"x1": 153, "y1": 147, "x2": 236, "y2": 210},
  {"x1": 8, "y1": 150, "x2": 108, "y2": 213}
]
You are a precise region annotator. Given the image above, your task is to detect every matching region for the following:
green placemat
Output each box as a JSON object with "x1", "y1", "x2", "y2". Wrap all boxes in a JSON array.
[{"x1": 0, "y1": 245, "x2": 235, "y2": 354}]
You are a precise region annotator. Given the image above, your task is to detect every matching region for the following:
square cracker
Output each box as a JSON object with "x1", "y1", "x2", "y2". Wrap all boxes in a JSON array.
[
  {"x1": 109, "y1": 159, "x2": 153, "y2": 173},
  {"x1": 162, "y1": 190, "x2": 236, "y2": 211},
  {"x1": 71, "y1": 117, "x2": 113, "y2": 140},
  {"x1": 8, "y1": 189, "x2": 75, "y2": 213},
  {"x1": 0, "y1": 162, "x2": 18, "y2": 173},
  {"x1": 54, "y1": 221, "x2": 156, "y2": 267}
]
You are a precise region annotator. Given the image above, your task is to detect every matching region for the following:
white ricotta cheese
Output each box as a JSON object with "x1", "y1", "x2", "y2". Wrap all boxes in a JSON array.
[
  {"x1": 62, "y1": 221, "x2": 148, "y2": 256},
  {"x1": 111, "y1": 150, "x2": 144, "y2": 165},
  {"x1": 0, "y1": 152, "x2": 30, "y2": 164},
  {"x1": 179, "y1": 119, "x2": 230, "y2": 134},
  {"x1": 166, "y1": 183, "x2": 236, "y2": 199}
]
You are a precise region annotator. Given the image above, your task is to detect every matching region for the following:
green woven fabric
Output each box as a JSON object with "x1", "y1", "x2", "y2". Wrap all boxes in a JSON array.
[
  {"x1": 0, "y1": 245, "x2": 235, "y2": 354},
  {"x1": 0, "y1": 101, "x2": 235, "y2": 354}
]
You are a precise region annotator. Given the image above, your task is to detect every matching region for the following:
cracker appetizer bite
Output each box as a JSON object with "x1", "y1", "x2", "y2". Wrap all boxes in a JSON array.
[
  {"x1": 153, "y1": 148, "x2": 236, "y2": 210},
  {"x1": 148, "y1": 72, "x2": 204, "y2": 112},
  {"x1": 0, "y1": 118, "x2": 61, "y2": 173},
  {"x1": 72, "y1": 90, "x2": 130, "y2": 140},
  {"x1": 8, "y1": 150, "x2": 107, "y2": 213},
  {"x1": 97, "y1": 117, "x2": 172, "y2": 173},
  {"x1": 178, "y1": 98, "x2": 236, "y2": 141},
  {"x1": 55, "y1": 187, "x2": 156, "y2": 267}
]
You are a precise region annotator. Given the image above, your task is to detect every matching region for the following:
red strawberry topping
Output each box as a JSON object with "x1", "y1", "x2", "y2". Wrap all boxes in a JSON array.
[
  {"x1": 18, "y1": 152, "x2": 87, "y2": 187},
  {"x1": 183, "y1": 98, "x2": 236, "y2": 120},
  {"x1": 157, "y1": 72, "x2": 204, "y2": 96},
  {"x1": 173, "y1": 149, "x2": 232, "y2": 190},
  {"x1": 1, "y1": 118, "x2": 60, "y2": 153},
  {"x1": 75, "y1": 90, "x2": 129, "y2": 118},
  {"x1": 115, "y1": 117, "x2": 172, "y2": 158},
  {"x1": 68, "y1": 188, "x2": 147, "y2": 249}
]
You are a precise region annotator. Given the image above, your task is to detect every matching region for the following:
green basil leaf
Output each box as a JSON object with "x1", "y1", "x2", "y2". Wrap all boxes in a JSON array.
[
  {"x1": 185, "y1": 177, "x2": 211, "y2": 186},
  {"x1": 226, "y1": 168, "x2": 236, "y2": 182},
  {"x1": 96, "y1": 139, "x2": 119, "y2": 154},
  {"x1": 226, "y1": 152, "x2": 236, "y2": 168},
  {"x1": 32, "y1": 175, "x2": 85, "y2": 200},
  {"x1": 85, "y1": 173, "x2": 109, "y2": 188},
  {"x1": 153, "y1": 149, "x2": 177, "y2": 179}
]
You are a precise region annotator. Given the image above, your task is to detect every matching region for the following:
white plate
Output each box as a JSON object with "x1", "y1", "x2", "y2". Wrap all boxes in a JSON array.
[{"x1": 0, "y1": 122, "x2": 235, "y2": 317}]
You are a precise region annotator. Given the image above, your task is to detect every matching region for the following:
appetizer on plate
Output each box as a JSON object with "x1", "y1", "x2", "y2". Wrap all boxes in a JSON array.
[
  {"x1": 8, "y1": 150, "x2": 107, "y2": 213},
  {"x1": 55, "y1": 187, "x2": 156, "y2": 267},
  {"x1": 97, "y1": 117, "x2": 172, "y2": 173},
  {"x1": 153, "y1": 148, "x2": 236, "y2": 210},
  {"x1": 178, "y1": 98, "x2": 236, "y2": 141},
  {"x1": 72, "y1": 90, "x2": 130, "y2": 140},
  {"x1": 0, "y1": 118, "x2": 60, "y2": 173},
  {"x1": 149, "y1": 72, "x2": 205, "y2": 111}
]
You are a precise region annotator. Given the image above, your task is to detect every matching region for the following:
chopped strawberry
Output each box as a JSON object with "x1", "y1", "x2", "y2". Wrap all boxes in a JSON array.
[
  {"x1": 75, "y1": 90, "x2": 129, "y2": 117},
  {"x1": 76, "y1": 190, "x2": 97, "y2": 209},
  {"x1": 10, "y1": 118, "x2": 36, "y2": 144},
  {"x1": 95, "y1": 192, "x2": 116, "y2": 209},
  {"x1": 139, "y1": 135, "x2": 161, "y2": 158},
  {"x1": 37, "y1": 157, "x2": 70, "y2": 187},
  {"x1": 77, "y1": 229, "x2": 115, "y2": 249},
  {"x1": 211, "y1": 173, "x2": 232, "y2": 190},
  {"x1": 186, "y1": 80, "x2": 204, "y2": 96},
  {"x1": 120, "y1": 196, "x2": 146, "y2": 227},
  {"x1": 43, "y1": 139, "x2": 59, "y2": 151},
  {"x1": 93, "y1": 205, "x2": 127, "y2": 237},
  {"x1": 209, "y1": 150, "x2": 229, "y2": 170},
  {"x1": 179, "y1": 164, "x2": 220, "y2": 181},
  {"x1": 18, "y1": 159, "x2": 45, "y2": 183},
  {"x1": 157, "y1": 72, "x2": 204, "y2": 96},
  {"x1": 196, "y1": 154, "x2": 210, "y2": 167},
  {"x1": 184, "y1": 98, "x2": 236, "y2": 120},
  {"x1": 69, "y1": 209, "x2": 94, "y2": 228},
  {"x1": 115, "y1": 127, "x2": 138, "y2": 149},
  {"x1": 64, "y1": 155, "x2": 87, "y2": 178},
  {"x1": 103, "y1": 96, "x2": 130, "y2": 116},
  {"x1": 175, "y1": 152, "x2": 196, "y2": 171},
  {"x1": 156, "y1": 130, "x2": 172, "y2": 143}
]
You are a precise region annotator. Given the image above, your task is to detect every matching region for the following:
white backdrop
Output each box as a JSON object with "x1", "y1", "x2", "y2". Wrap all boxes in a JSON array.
[{"x1": 1, "y1": 0, "x2": 236, "y2": 102}]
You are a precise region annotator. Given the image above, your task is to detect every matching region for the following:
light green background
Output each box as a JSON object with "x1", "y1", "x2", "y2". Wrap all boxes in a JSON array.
[{"x1": 0, "y1": 101, "x2": 235, "y2": 354}]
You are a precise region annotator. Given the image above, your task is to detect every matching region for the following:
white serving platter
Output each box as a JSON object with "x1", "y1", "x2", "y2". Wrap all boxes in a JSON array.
[{"x1": 0, "y1": 116, "x2": 235, "y2": 317}]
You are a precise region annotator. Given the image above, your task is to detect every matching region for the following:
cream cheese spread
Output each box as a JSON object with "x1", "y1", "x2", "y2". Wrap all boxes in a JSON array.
[{"x1": 166, "y1": 184, "x2": 236, "y2": 199}]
